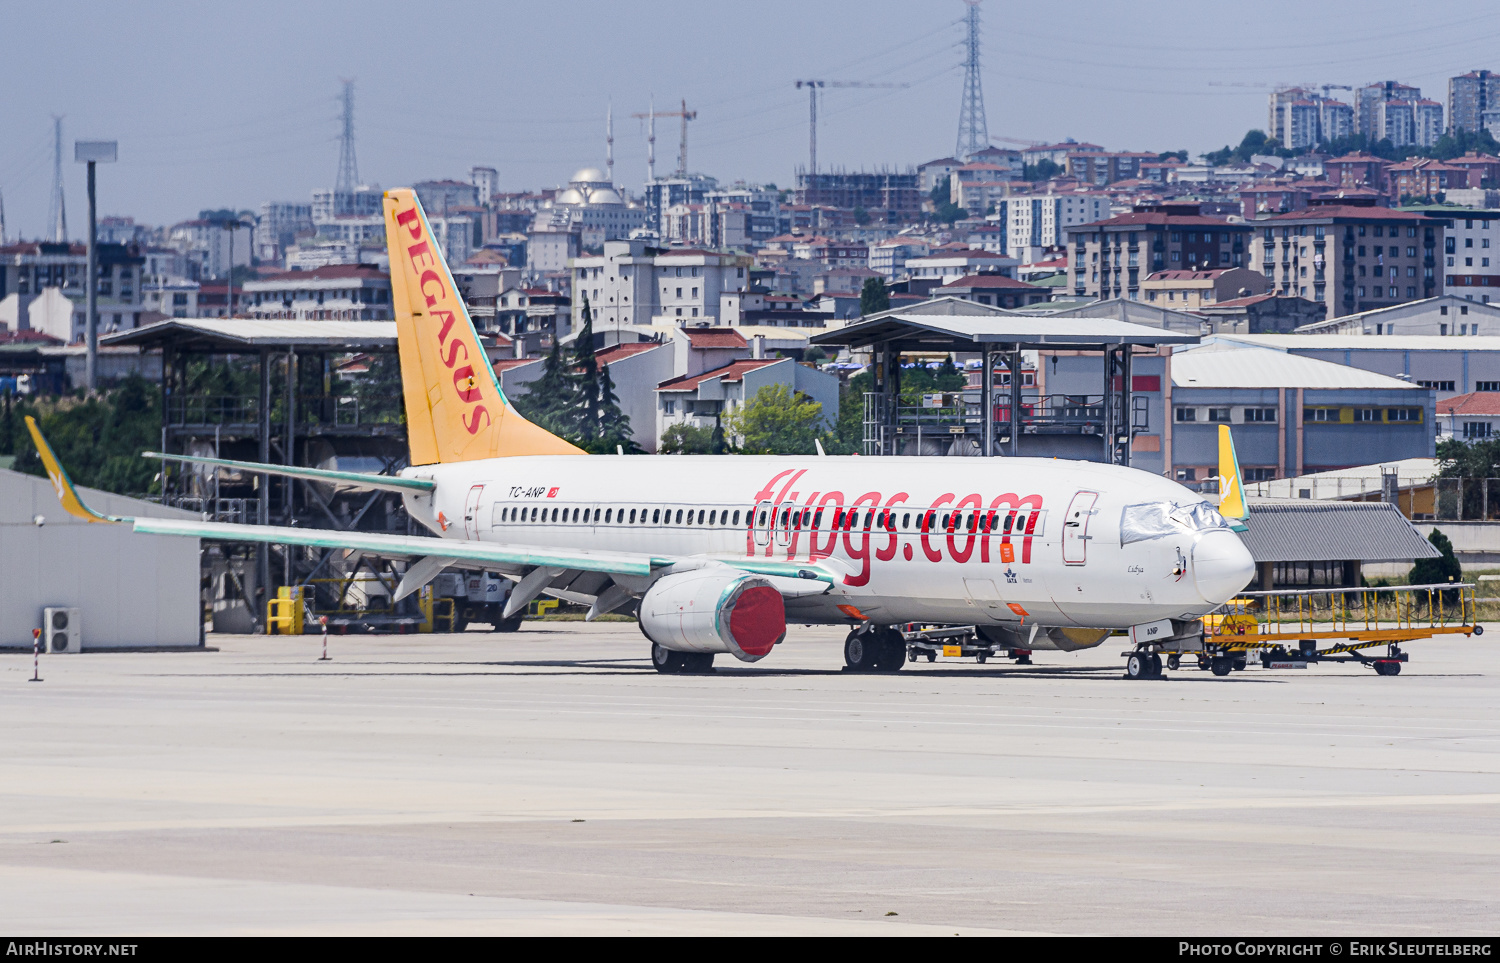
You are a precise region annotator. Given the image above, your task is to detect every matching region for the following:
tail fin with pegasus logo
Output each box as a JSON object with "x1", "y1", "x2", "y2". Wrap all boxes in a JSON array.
[{"x1": 382, "y1": 188, "x2": 583, "y2": 464}]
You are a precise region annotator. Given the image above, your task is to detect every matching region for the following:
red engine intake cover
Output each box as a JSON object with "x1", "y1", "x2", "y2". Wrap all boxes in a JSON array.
[{"x1": 727, "y1": 584, "x2": 786, "y2": 657}]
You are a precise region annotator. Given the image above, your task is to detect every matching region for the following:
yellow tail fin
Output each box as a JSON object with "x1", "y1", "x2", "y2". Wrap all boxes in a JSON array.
[
  {"x1": 24, "y1": 416, "x2": 118, "y2": 523},
  {"x1": 1217, "y1": 424, "x2": 1248, "y2": 523},
  {"x1": 383, "y1": 188, "x2": 583, "y2": 464}
]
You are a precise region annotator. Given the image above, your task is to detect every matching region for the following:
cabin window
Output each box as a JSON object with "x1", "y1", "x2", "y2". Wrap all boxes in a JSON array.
[
  {"x1": 711, "y1": 510, "x2": 719, "y2": 525},
  {"x1": 629, "y1": 509, "x2": 637, "y2": 523},
  {"x1": 1015, "y1": 513, "x2": 1029, "y2": 532},
  {"x1": 757, "y1": 510, "x2": 766, "y2": 525},
  {"x1": 902, "y1": 513, "x2": 911, "y2": 528},
  {"x1": 833, "y1": 509, "x2": 845, "y2": 527},
  {"x1": 605, "y1": 508, "x2": 612, "y2": 523},
  {"x1": 813, "y1": 509, "x2": 823, "y2": 527},
  {"x1": 699, "y1": 510, "x2": 707, "y2": 525},
  {"x1": 531, "y1": 507, "x2": 539, "y2": 521},
  {"x1": 686, "y1": 510, "x2": 695, "y2": 525},
  {"x1": 676, "y1": 509, "x2": 684, "y2": 524},
  {"x1": 942, "y1": 513, "x2": 951, "y2": 530},
  {"x1": 780, "y1": 508, "x2": 789, "y2": 526},
  {"x1": 1002, "y1": 513, "x2": 1015, "y2": 533},
  {"x1": 733, "y1": 510, "x2": 741, "y2": 525},
  {"x1": 653, "y1": 509, "x2": 661, "y2": 524},
  {"x1": 968, "y1": 513, "x2": 978, "y2": 532}
]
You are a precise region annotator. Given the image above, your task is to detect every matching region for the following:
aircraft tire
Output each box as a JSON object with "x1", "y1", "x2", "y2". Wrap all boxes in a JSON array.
[
  {"x1": 1126, "y1": 653, "x2": 1148, "y2": 679},
  {"x1": 682, "y1": 652, "x2": 716, "y2": 673},
  {"x1": 843, "y1": 632, "x2": 880, "y2": 672},
  {"x1": 494, "y1": 615, "x2": 524, "y2": 633},
  {"x1": 651, "y1": 642, "x2": 689, "y2": 674},
  {"x1": 1149, "y1": 653, "x2": 1163, "y2": 676},
  {"x1": 876, "y1": 633, "x2": 906, "y2": 673}
]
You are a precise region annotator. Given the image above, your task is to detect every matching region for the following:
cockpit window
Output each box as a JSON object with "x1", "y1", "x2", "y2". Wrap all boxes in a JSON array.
[{"x1": 1120, "y1": 501, "x2": 1230, "y2": 546}]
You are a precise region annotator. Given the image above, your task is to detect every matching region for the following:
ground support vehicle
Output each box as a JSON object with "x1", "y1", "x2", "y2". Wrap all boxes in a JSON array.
[
  {"x1": 1149, "y1": 583, "x2": 1482, "y2": 678},
  {"x1": 432, "y1": 572, "x2": 523, "y2": 632}
]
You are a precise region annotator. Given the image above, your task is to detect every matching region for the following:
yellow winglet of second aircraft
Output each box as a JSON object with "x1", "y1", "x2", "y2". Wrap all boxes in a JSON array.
[
  {"x1": 1217, "y1": 424, "x2": 1249, "y2": 530},
  {"x1": 24, "y1": 416, "x2": 120, "y2": 523}
]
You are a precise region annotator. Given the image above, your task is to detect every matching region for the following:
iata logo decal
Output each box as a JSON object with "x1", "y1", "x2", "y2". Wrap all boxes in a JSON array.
[{"x1": 394, "y1": 205, "x2": 491, "y2": 436}]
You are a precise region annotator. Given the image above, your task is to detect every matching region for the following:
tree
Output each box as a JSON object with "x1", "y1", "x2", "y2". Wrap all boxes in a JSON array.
[
  {"x1": 2, "y1": 375, "x2": 162, "y2": 495},
  {"x1": 1022, "y1": 159, "x2": 1062, "y2": 181},
  {"x1": 513, "y1": 334, "x2": 574, "y2": 435},
  {"x1": 570, "y1": 295, "x2": 601, "y2": 444},
  {"x1": 1157, "y1": 150, "x2": 1188, "y2": 162},
  {"x1": 592, "y1": 364, "x2": 642, "y2": 454},
  {"x1": 929, "y1": 176, "x2": 967, "y2": 224},
  {"x1": 859, "y1": 276, "x2": 890, "y2": 316},
  {"x1": 724, "y1": 383, "x2": 826, "y2": 455},
  {"x1": 852, "y1": 206, "x2": 870, "y2": 226},
  {"x1": 659, "y1": 422, "x2": 714, "y2": 454},
  {"x1": 1410, "y1": 529, "x2": 1462, "y2": 599}
]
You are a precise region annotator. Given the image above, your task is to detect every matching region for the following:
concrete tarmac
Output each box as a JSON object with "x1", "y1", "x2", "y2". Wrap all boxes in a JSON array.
[{"x1": 2, "y1": 622, "x2": 1498, "y2": 936}]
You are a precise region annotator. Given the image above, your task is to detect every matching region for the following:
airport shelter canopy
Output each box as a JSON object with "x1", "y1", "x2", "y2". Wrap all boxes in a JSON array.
[
  {"x1": 810, "y1": 313, "x2": 1202, "y2": 352},
  {"x1": 102, "y1": 318, "x2": 399, "y2": 353}
]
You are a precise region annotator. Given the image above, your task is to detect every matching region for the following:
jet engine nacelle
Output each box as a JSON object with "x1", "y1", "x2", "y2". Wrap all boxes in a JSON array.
[{"x1": 639, "y1": 569, "x2": 786, "y2": 663}]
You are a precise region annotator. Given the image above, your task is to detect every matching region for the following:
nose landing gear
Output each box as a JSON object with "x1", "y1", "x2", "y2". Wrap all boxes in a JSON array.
[{"x1": 1124, "y1": 649, "x2": 1164, "y2": 679}]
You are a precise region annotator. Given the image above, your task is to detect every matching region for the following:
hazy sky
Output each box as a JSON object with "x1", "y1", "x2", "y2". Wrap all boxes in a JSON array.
[{"x1": 5, "y1": 0, "x2": 1500, "y2": 237}]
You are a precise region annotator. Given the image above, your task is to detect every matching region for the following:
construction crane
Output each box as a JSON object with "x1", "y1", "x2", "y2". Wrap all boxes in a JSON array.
[
  {"x1": 794, "y1": 80, "x2": 908, "y2": 177},
  {"x1": 631, "y1": 99, "x2": 696, "y2": 179},
  {"x1": 1209, "y1": 81, "x2": 1354, "y2": 99}
]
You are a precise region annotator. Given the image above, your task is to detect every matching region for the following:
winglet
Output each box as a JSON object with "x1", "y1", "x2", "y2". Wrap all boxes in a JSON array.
[
  {"x1": 1217, "y1": 424, "x2": 1248, "y2": 529},
  {"x1": 23, "y1": 416, "x2": 121, "y2": 523}
]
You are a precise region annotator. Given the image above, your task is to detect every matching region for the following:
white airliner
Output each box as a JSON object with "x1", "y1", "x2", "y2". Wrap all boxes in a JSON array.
[{"x1": 28, "y1": 189, "x2": 1256, "y2": 676}]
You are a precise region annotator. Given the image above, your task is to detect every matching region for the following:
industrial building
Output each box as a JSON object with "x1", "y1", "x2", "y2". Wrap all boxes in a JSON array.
[
  {"x1": 1211, "y1": 332, "x2": 1500, "y2": 403},
  {"x1": 0, "y1": 469, "x2": 201, "y2": 649}
]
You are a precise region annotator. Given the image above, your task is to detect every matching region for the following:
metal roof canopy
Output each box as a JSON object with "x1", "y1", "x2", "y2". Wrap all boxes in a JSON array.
[
  {"x1": 811, "y1": 313, "x2": 1201, "y2": 351},
  {"x1": 1239, "y1": 500, "x2": 1439, "y2": 563},
  {"x1": 102, "y1": 319, "x2": 399, "y2": 353}
]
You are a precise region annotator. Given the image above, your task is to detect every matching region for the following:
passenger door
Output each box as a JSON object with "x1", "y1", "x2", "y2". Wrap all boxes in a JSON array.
[
  {"x1": 463, "y1": 484, "x2": 485, "y2": 540},
  {"x1": 1061, "y1": 491, "x2": 1098, "y2": 566},
  {"x1": 752, "y1": 500, "x2": 772, "y2": 549}
]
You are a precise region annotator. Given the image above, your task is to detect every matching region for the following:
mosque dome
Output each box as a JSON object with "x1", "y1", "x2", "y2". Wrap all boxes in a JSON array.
[
  {"x1": 571, "y1": 167, "x2": 608, "y2": 185},
  {"x1": 555, "y1": 188, "x2": 586, "y2": 205},
  {"x1": 586, "y1": 188, "x2": 624, "y2": 206}
]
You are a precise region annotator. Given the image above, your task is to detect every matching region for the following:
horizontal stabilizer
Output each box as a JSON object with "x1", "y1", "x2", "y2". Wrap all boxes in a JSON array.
[{"x1": 142, "y1": 451, "x2": 435, "y2": 495}]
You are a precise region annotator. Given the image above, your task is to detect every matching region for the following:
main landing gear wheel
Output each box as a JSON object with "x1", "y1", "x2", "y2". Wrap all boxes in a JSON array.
[
  {"x1": 874, "y1": 631, "x2": 906, "y2": 673},
  {"x1": 494, "y1": 615, "x2": 523, "y2": 633},
  {"x1": 651, "y1": 642, "x2": 690, "y2": 674},
  {"x1": 844, "y1": 631, "x2": 883, "y2": 672}
]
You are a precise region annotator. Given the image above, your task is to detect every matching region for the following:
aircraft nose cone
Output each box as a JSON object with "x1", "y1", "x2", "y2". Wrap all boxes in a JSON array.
[{"x1": 1192, "y1": 529, "x2": 1256, "y2": 605}]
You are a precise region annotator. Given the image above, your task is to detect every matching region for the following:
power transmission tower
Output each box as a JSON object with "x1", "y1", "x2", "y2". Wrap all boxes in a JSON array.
[
  {"x1": 336, "y1": 79, "x2": 359, "y2": 196},
  {"x1": 955, "y1": 0, "x2": 990, "y2": 161},
  {"x1": 49, "y1": 116, "x2": 67, "y2": 241}
]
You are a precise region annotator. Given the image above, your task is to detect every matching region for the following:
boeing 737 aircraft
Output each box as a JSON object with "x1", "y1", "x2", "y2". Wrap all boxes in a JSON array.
[{"x1": 28, "y1": 188, "x2": 1256, "y2": 676}]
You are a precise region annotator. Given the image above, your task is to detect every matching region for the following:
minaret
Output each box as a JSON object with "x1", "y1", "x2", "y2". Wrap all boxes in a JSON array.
[
  {"x1": 606, "y1": 101, "x2": 615, "y2": 185},
  {"x1": 646, "y1": 96, "x2": 656, "y2": 183},
  {"x1": 0, "y1": 188, "x2": 7, "y2": 245}
]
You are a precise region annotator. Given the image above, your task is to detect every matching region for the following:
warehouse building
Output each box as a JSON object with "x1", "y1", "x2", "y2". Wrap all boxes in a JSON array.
[{"x1": 0, "y1": 469, "x2": 201, "y2": 649}]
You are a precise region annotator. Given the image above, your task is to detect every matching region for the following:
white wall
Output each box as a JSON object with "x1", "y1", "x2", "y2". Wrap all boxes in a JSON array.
[{"x1": 0, "y1": 470, "x2": 201, "y2": 648}]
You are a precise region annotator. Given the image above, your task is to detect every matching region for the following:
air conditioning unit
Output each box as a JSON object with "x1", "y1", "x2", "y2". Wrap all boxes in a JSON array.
[{"x1": 42, "y1": 607, "x2": 81, "y2": 654}]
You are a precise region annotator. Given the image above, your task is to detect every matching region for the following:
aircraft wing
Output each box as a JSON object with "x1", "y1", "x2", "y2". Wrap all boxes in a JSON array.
[
  {"x1": 142, "y1": 451, "x2": 435, "y2": 495},
  {"x1": 26, "y1": 418, "x2": 834, "y2": 610}
]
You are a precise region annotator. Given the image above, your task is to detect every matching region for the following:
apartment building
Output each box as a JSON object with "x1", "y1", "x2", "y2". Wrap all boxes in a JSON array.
[
  {"x1": 1064, "y1": 204, "x2": 1253, "y2": 300},
  {"x1": 991, "y1": 193, "x2": 1110, "y2": 257},
  {"x1": 569, "y1": 238, "x2": 751, "y2": 330},
  {"x1": 0, "y1": 241, "x2": 147, "y2": 339},
  {"x1": 868, "y1": 238, "x2": 933, "y2": 279},
  {"x1": 1436, "y1": 208, "x2": 1500, "y2": 300},
  {"x1": 1449, "y1": 71, "x2": 1500, "y2": 134},
  {"x1": 1356, "y1": 81, "x2": 1422, "y2": 137},
  {"x1": 1248, "y1": 200, "x2": 1442, "y2": 319},
  {"x1": 1065, "y1": 151, "x2": 1156, "y2": 186},
  {"x1": 904, "y1": 248, "x2": 1019, "y2": 284},
  {"x1": 242, "y1": 265, "x2": 392, "y2": 321},
  {"x1": 1140, "y1": 268, "x2": 1270, "y2": 309}
]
